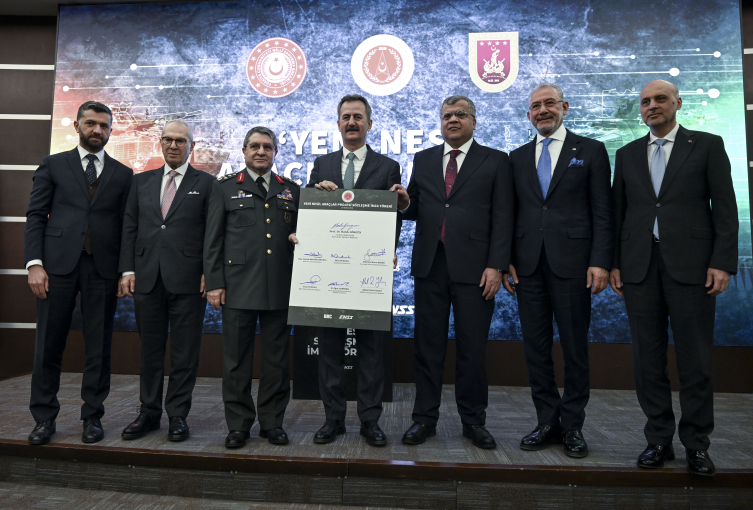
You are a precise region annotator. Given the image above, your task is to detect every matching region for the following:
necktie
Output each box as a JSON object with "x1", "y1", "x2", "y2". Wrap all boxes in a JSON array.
[
  {"x1": 537, "y1": 137, "x2": 553, "y2": 198},
  {"x1": 440, "y1": 149, "x2": 461, "y2": 244},
  {"x1": 161, "y1": 170, "x2": 178, "y2": 220},
  {"x1": 651, "y1": 138, "x2": 668, "y2": 239},
  {"x1": 256, "y1": 176, "x2": 267, "y2": 197},
  {"x1": 344, "y1": 152, "x2": 356, "y2": 189},
  {"x1": 84, "y1": 154, "x2": 98, "y2": 184}
]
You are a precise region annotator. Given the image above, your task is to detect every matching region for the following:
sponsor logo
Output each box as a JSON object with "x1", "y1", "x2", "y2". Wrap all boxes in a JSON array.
[
  {"x1": 323, "y1": 314, "x2": 332, "y2": 319},
  {"x1": 351, "y1": 34, "x2": 415, "y2": 96},
  {"x1": 342, "y1": 190, "x2": 354, "y2": 203},
  {"x1": 392, "y1": 305, "x2": 415, "y2": 315},
  {"x1": 339, "y1": 315, "x2": 354, "y2": 319},
  {"x1": 246, "y1": 37, "x2": 307, "y2": 98},
  {"x1": 468, "y1": 32, "x2": 518, "y2": 93}
]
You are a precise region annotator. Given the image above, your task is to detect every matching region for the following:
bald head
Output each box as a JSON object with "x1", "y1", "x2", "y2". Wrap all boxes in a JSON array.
[{"x1": 639, "y1": 80, "x2": 682, "y2": 138}]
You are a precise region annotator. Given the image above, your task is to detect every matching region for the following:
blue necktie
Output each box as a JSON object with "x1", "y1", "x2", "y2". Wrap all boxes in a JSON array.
[
  {"x1": 84, "y1": 154, "x2": 98, "y2": 184},
  {"x1": 344, "y1": 152, "x2": 356, "y2": 189},
  {"x1": 537, "y1": 137, "x2": 553, "y2": 198},
  {"x1": 651, "y1": 139, "x2": 668, "y2": 239}
]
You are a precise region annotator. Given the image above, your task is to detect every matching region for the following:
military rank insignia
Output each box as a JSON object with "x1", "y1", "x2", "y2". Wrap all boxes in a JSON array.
[{"x1": 277, "y1": 188, "x2": 294, "y2": 201}]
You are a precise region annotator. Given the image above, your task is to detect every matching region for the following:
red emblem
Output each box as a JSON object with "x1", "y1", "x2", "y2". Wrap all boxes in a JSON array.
[
  {"x1": 274, "y1": 173, "x2": 284, "y2": 184},
  {"x1": 237, "y1": 172, "x2": 245, "y2": 183},
  {"x1": 342, "y1": 190, "x2": 355, "y2": 203},
  {"x1": 246, "y1": 37, "x2": 307, "y2": 98}
]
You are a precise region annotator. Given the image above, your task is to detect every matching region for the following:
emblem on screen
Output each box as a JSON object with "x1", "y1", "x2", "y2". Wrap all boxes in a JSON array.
[
  {"x1": 342, "y1": 190, "x2": 355, "y2": 203},
  {"x1": 351, "y1": 34, "x2": 415, "y2": 96},
  {"x1": 468, "y1": 32, "x2": 518, "y2": 93},
  {"x1": 246, "y1": 37, "x2": 307, "y2": 98}
]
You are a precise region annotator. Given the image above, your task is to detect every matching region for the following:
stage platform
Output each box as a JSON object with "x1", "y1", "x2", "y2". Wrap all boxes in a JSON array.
[{"x1": 0, "y1": 374, "x2": 751, "y2": 509}]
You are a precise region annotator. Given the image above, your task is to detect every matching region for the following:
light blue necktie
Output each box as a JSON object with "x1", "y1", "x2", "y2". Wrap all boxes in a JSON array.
[
  {"x1": 651, "y1": 138, "x2": 668, "y2": 239},
  {"x1": 537, "y1": 137, "x2": 553, "y2": 198},
  {"x1": 344, "y1": 152, "x2": 356, "y2": 189}
]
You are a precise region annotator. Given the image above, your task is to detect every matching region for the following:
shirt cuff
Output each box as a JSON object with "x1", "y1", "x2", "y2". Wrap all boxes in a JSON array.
[
  {"x1": 26, "y1": 260, "x2": 43, "y2": 270},
  {"x1": 122, "y1": 271, "x2": 135, "y2": 276},
  {"x1": 398, "y1": 200, "x2": 411, "y2": 214}
]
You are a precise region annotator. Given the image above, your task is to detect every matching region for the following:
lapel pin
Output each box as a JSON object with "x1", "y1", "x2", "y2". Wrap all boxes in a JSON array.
[
  {"x1": 572, "y1": 148, "x2": 577, "y2": 150},
  {"x1": 688, "y1": 140, "x2": 693, "y2": 143}
]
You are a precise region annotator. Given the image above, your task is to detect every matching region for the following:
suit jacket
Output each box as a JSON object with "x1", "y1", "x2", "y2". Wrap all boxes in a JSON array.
[
  {"x1": 613, "y1": 125, "x2": 738, "y2": 284},
  {"x1": 308, "y1": 145, "x2": 402, "y2": 246},
  {"x1": 118, "y1": 164, "x2": 215, "y2": 294},
  {"x1": 204, "y1": 169, "x2": 300, "y2": 310},
  {"x1": 401, "y1": 140, "x2": 513, "y2": 284},
  {"x1": 24, "y1": 147, "x2": 133, "y2": 279},
  {"x1": 510, "y1": 130, "x2": 614, "y2": 278}
]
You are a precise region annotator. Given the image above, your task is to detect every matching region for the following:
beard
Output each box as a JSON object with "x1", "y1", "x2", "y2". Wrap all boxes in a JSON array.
[{"x1": 80, "y1": 131, "x2": 108, "y2": 152}]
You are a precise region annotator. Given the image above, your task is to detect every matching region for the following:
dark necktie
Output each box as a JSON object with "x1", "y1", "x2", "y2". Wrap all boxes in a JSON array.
[
  {"x1": 256, "y1": 176, "x2": 267, "y2": 197},
  {"x1": 84, "y1": 154, "x2": 98, "y2": 184},
  {"x1": 440, "y1": 149, "x2": 461, "y2": 244},
  {"x1": 651, "y1": 138, "x2": 668, "y2": 239},
  {"x1": 537, "y1": 137, "x2": 553, "y2": 198}
]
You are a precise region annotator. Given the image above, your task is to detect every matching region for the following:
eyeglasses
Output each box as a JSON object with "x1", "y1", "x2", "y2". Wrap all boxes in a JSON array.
[
  {"x1": 161, "y1": 137, "x2": 188, "y2": 147},
  {"x1": 441, "y1": 110, "x2": 474, "y2": 121},
  {"x1": 246, "y1": 143, "x2": 275, "y2": 152},
  {"x1": 529, "y1": 100, "x2": 564, "y2": 112}
]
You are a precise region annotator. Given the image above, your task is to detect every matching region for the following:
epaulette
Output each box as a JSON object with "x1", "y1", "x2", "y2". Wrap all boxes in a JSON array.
[
  {"x1": 217, "y1": 171, "x2": 239, "y2": 182},
  {"x1": 275, "y1": 173, "x2": 299, "y2": 187}
]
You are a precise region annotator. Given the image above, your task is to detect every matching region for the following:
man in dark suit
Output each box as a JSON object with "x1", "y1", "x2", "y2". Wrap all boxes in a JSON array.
[
  {"x1": 292, "y1": 94, "x2": 401, "y2": 446},
  {"x1": 24, "y1": 101, "x2": 133, "y2": 445},
  {"x1": 610, "y1": 80, "x2": 738, "y2": 476},
  {"x1": 118, "y1": 120, "x2": 215, "y2": 442},
  {"x1": 204, "y1": 126, "x2": 300, "y2": 448},
  {"x1": 502, "y1": 83, "x2": 613, "y2": 458},
  {"x1": 392, "y1": 95, "x2": 513, "y2": 449}
]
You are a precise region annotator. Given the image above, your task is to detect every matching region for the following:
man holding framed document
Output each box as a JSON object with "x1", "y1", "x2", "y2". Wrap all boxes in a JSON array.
[{"x1": 288, "y1": 94, "x2": 401, "y2": 446}]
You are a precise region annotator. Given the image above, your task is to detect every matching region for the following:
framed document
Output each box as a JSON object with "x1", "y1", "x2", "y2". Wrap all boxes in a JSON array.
[{"x1": 288, "y1": 188, "x2": 397, "y2": 331}]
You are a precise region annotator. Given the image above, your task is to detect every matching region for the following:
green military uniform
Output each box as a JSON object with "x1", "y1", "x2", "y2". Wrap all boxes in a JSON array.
[{"x1": 204, "y1": 168, "x2": 299, "y2": 432}]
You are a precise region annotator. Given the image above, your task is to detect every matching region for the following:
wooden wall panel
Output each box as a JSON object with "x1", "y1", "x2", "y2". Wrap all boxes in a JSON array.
[
  {"x1": 0, "y1": 69, "x2": 55, "y2": 115},
  {"x1": 0, "y1": 223, "x2": 26, "y2": 269},
  {"x1": 0, "y1": 16, "x2": 57, "y2": 65},
  {"x1": 0, "y1": 171, "x2": 35, "y2": 217},
  {"x1": 0, "y1": 120, "x2": 53, "y2": 165}
]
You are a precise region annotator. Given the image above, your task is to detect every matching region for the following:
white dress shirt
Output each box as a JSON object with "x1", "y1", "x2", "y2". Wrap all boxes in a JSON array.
[
  {"x1": 247, "y1": 167, "x2": 272, "y2": 192},
  {"x1": 26, "y1": 145, "x2": 107, "y2": 270},
  {"x1": 441, "y1": 137, "x2": 474, "y2": 178},
  {"x1": 647, "y1": 122, "x2": 680, "y2": 170},
  {"x1": 160, "y1": 161, "x2": 189, "y2": 200},
  {"x1": 341, "y1": 144, "x2": 368, "y2": 184},
  {"x1": 534, "y1": 123, "x2": 567, "y2": 176}
]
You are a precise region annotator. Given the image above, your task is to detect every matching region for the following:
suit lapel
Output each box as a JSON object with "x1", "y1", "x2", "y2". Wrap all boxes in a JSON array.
[
  {"x1": 268, "y1": 172, "x2": 285, "y2": 200},
  {"x1": 330, "y1": 149, "x2": 345, "y2": 188},
  {"x1": 632, "y1": 134, "x2": 656, "y2": 199},
  {"x1": 151, "y1": 166, "x2": 164, "y2": 218},
  {"x1": 164, "y1": 165, "x2": 199, "y2": 220},
  {"x1": 524, "y1": 139, "x2": 542, "y2": 200},
  {"x1": 658, "y1": 126, "x2": 694, "y2": 198},
  {"x1": 429, "y1": 145, "x2": 446, "y2": 198},
  {"x1": 546, "y1": 131, "x2": 580, "y2": 199},
  {"x1": 91, "y1": 153, "x2": 115, "y2": 205},
  {"x1": 448, "y1": 140, "x2": 486, "y2": 199},
  {"x1": 355, "y1": 147, "x2": 377, "y2": 189},
  {"x1": 66, "y1": 148, "x2": 91, "y2": 200}
]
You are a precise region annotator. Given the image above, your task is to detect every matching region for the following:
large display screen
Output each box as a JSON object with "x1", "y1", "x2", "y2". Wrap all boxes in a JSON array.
[{"x1": 55, "y1": 0, "x2": 751, "y2": 345}]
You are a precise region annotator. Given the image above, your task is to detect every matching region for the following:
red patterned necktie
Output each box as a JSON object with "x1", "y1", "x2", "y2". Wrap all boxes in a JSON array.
[
  {"x1": 440, "y1": 149, "x2": 461, "y2": 244},
  {"x1": 161, "y1": 170, "x2": 178, "y2": 219}
]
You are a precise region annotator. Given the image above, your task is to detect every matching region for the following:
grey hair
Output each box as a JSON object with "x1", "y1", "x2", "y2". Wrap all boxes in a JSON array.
[
  {"x1": 243, "y1": 126, "x2": 278, "y2": 151},
  {"x1": 441, "y1": 95, "x2": 476, "y2": 118},
  {"x1": 163, "y1": 120, "x2": 194, "y2": 144},
  {"x1": 528, "y1": 83, "x2": 564, "y2": 103},
  {"x1": 338, "y1": 94, "x2": 372, "y2": 121}
]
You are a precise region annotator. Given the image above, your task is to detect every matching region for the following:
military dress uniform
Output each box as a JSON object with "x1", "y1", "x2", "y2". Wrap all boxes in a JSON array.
[{"x1": 203, "y1": 168, "x2": 299, "y2": 433}]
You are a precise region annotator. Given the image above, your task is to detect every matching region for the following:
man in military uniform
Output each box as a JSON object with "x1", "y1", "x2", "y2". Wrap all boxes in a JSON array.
[{"x1": 204, "y1": 126, "x2": 299, "y2": 448}]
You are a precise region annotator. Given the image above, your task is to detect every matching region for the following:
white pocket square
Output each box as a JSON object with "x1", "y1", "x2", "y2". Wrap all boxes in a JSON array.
[{"x1": 187, "y1": 191, "x2": 200, "y2": 194}]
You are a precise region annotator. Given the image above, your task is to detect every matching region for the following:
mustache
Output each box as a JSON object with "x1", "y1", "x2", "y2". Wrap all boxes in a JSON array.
[{"x1": 345, "y1": 125, "x2": 360, "y2": 132}]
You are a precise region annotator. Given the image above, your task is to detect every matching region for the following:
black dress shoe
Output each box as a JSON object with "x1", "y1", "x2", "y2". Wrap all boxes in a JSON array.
[
  {"x1": 637, "y1": 443, "x2": 675, "y2": 468},
  {"x1": 28, "y1": 421, "x2": 55, "y2": 445},
  {"x1": 402, "y1": 422, "x2": 436, "y2": 445},
  {"x1": 82, "y1": 417, "x2": 104, "y2": 444},
  {"x1": 360, "y1": 421, "x2": 387, "y2": 446},
  {"x1": 260, "y1": 427, "x2": 289, "y2": 445},
  {"x1": 563, "y1": 429, "x2": 588, "y2": 458},
  {"x1": 520, "y1": 424, "x2": 563, "y2": 451},
  {"x1": 462, "y1": 424, "x2": 497, "y2": 449},
  {"x1": 225, "y1": 430, "x2": 250, "y2": 449},
  {"x1": 313, "y1": 420, "x2": 346, "y2": 444},
  {"x1": 168, "y1": 416, "x2": 189, "y2": 442},
  {"x1": 122, "y1": 412, "x2": 160, "y2": 440},
  {"x1": 686, "y1": 449, "x2": 716, "y2": 476}
]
